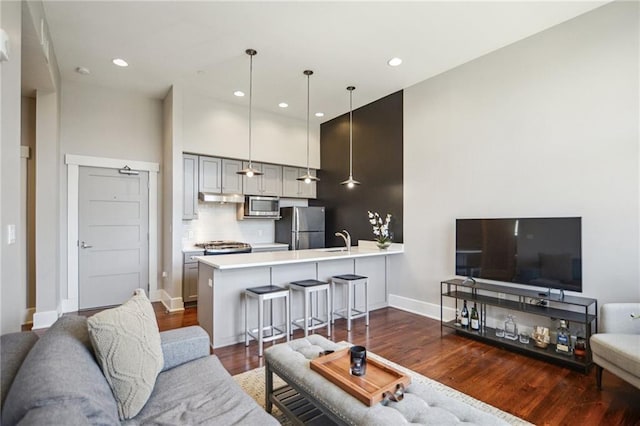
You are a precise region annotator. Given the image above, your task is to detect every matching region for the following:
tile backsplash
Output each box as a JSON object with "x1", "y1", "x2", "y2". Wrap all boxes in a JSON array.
[{"x1": 182, "y1": 198, "x2": 308, "y2": 245}]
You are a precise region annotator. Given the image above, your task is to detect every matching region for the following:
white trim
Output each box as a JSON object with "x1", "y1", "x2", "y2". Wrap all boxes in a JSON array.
[
  {"x1": 64, "y1": 154, "x2": 159, "y2": 312},
  {"x1": 388, "y1": 294, "x2": 455, "y2": 321},
  {"x1": 65, "y1": 154, "x2": 159, "y2": 172},
  {"x1": 32, "y1": 310, "x2": 59, "y2": 330},
  {"x1": 158, "y1": 289, "x2": 185, "y2": 312}
]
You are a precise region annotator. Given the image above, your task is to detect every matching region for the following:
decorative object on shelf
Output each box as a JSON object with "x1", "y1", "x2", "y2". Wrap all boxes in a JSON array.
[
  {"x1": 237, "y1": 49, "x2": 263, "y2": 178},
  {"x1": 519, "y1": 332, "x2": 530, "y2": 344},
  {"x1": 556, "y1": 319, "x2": 572, "y2": 355},
  {"x1": 460, "y1": 300, "x2": 469, "y2": 329},
  {"x1": 504, "y1": 315, "x2": 518, "y2": 340},
  {"x1": 574, "y1": 332, "x2": 587, "y2": 358},
  {"x1": 341, "y1": 86, "x2": 360, "y2": 188},
  {"x1": 470, "y1": 302, "x2": 480, "y2": 331},
  {"x1": 495, "y1": 327, "x2": 505, "y2": 338},
  {"x1": 297, "y1": 70, "x2": 320, "y2": 184},
  {"x1": 367, "y1": 211, "x2": 392, "y2": 249},
  {"x1": 532, "y1": 325, "x2": 550, "y2": 348}
]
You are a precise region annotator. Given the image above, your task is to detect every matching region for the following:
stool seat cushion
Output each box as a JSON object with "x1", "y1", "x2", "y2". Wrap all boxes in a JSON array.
[
  {"x1": 246, "y1": 285, "x2": 287, "y2": 295},
  {"x1": 290, "y1": 279, "x2": 328, "y2": 287},
  {"x1": 333, "y1": 274, "x2": 367, "y2": 281}
]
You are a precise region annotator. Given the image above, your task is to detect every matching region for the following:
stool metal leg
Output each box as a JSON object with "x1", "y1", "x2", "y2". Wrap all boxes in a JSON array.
[
  {"x1": 304, "y1": 288, "x2": 310, "y2": 337},
  {"x1": 285, "y1": 292, "x2": 291, "y2": 341},
  {"x1": 258, "y1": 294, "x2": 264, "y2": 357},
  {"x1": 347, "y1": 281, "x2": 353, "y2": 331},
  {"x1": 244, "y1": 292, "x2": 249, "y2": 347},
  {"x1": 331, "y1": 281, "x2": 336, "y2": 325},
  {"x1": 365, "y1": 280, "x2": 369, "y2": 326},
  {"x1": 327, "y1": 287, "x2": 331, "y2": 336}
]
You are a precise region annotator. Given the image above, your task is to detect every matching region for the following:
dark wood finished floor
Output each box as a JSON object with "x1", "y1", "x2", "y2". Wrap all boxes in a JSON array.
[{"x1": 152, "y1": 304, "x2": 640, "y2": 426}]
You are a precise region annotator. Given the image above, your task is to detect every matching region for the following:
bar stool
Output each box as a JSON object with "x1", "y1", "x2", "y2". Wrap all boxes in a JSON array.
[
  {"x1": 244, "y1": 285, "x2": 290, "y2": 357},
  {"x1": 288, "y1": 279, "x2": 331, "y2": 337},
  {"x1": 331, "y1": 274, "x2": 369, "y2": 331}
]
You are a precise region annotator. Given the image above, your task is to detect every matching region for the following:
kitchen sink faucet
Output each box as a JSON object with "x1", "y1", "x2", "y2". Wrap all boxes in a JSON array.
[{"x1": 335, "y1": 230, "x2": 351, "y2": 252}]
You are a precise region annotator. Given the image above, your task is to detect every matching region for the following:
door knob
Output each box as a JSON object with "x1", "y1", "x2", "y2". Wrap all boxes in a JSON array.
[{"x1": 80, "y1": 241, "x2": 93, "y2": 249}]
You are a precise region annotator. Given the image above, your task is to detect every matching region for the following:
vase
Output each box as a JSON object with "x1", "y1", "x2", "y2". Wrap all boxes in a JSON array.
[{"x1": 376, "y1": 241, "x2": 391, "y2": 250}]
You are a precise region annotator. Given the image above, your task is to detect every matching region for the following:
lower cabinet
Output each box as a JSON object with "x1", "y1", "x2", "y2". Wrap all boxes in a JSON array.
[{"x1": 183, "y1": 251, "x2": 203, "y2": 303}]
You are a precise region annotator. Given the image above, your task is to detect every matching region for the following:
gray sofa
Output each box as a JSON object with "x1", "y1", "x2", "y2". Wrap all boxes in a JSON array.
[
  {"x1": 590, "y1": 303, "x2": 640, "y2": 390},
  {"x1": 1, "y1": 315, "x2": 279, "y2": 425}
]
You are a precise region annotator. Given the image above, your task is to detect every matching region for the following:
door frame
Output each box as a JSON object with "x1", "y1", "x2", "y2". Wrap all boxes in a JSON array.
[{"x1": 64, "y1": 154, "x2": 159, "y2": 313}]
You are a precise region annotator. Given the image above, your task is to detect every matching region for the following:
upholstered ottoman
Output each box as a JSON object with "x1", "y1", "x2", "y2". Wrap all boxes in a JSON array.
[{"x1": 264, "y1": 335, "x2": 512, "y2": 425}]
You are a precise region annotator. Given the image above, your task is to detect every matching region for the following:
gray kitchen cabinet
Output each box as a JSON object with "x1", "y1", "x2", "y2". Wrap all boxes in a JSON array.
[
  {"x1": 198, "y1": 156, "x2": 222, "y2": 193},
  {"x1": 242, "y1": 162, "x2": 282, "y2": 196},
  {"x1": 221, "y1": 159, "x2": 243, "y2": 193},
  {"x1": 183, "y1": 154, "x2": 199, "y2": 220},
  {"x1": 282, "y1": 166, "x2": 317, "y2": 199},
  {"x1": 183, "y1": 251, "x2": 203, "y2": 303}
]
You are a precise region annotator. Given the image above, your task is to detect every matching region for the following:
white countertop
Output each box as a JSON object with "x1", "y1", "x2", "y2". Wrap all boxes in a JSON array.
[
  {"x1": 196, "y1": 243, "x2": 403, "y2": 270},
  {"x1": 250, "y1": 242, "x2": 289, "y2": 250}
]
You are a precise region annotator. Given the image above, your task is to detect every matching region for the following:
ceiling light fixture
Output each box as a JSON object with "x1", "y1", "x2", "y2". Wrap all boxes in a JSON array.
[
  {"x1": 237, "y1": 49, "x2": 262, "y2": 178},
  {"x1": 234, "y1": 90, "x2": 245, "y2": 97},
  {"x1": 315, "y1": 112, "x2": 324, "y2": 117},
  {"x1": 387, "y1": 57, "x2": 402, "y2": 67},
  {"x1": 341, "y1": 86, "x2": 360, "y2": 188},
  {"x1": 278, "y1": 102, "x2": 288, "y2": 108},
  {"x1": 112, "y1": 58, "x2": 128, "y2": 67},
  {"x1": 297, "y1": 70, "x2": 320, "y2": 184}
]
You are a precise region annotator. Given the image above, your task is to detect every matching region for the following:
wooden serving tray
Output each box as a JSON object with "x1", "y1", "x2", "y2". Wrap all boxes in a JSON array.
[{"x1": 310, "y1": 348, "x2": 411, "y2": 406}]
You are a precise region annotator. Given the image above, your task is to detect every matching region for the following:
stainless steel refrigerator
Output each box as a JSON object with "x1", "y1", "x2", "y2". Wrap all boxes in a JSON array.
[{"x1": 275, "y1": 206, "x2": 325, "y2": 250}]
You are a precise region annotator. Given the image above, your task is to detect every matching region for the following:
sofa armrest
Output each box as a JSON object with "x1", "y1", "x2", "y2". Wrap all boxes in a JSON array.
[
  {"x1": 160, "y1": 326, "x2": 211, "y2": 372},
  {"x1": 600, "y1": 303, "x2": 640, "y2": 334}
]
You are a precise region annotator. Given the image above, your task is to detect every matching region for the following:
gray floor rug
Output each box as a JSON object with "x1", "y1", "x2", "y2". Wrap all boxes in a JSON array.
[{"x1": 233, "y1": 351, "x2": 532, "y2": 426}]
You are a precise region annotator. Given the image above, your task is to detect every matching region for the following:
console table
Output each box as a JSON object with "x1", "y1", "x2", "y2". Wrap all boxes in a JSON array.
[{"x1": 440, "y1": 278, "x2": 597, "y2": 371}]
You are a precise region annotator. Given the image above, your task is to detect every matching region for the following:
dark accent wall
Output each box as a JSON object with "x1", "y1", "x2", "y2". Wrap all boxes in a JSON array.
[{"x1": 312, "y1": 90, "x2": 403, "y2": 247}]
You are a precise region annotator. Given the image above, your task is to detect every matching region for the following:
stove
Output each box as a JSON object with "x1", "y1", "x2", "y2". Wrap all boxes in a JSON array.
[{"x1": 194, "y1": 240, "x2": 252, "y2": 255}]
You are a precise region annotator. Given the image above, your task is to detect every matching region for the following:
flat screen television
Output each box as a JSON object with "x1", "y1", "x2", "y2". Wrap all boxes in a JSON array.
[{"x1": 455, "y1": 217, "x2": 582, "y2": 293}]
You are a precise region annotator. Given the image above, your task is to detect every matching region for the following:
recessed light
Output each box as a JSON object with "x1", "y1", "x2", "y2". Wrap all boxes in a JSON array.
[
  {"x1": 75, "y1": 66, "x2": 90, "y2": 75},
  {"x1": 112, "y1": 58, "x2": 129, "y2": 67},
  {"x1": 234, "y1": 90, "x2": 245, "y2": 97},
  {"x1": 315, "y1": 112, "x2": 324, "y2": 117},
  {"x1": 387, "y1": 57, "x2": 402, "y2": 67},
  {"x1": 278, "y1": 102, "x2": 288, "y2": 108}
]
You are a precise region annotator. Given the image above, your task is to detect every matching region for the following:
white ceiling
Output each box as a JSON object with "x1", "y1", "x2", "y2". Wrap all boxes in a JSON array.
[{"x1": 40, "y1": 1, "x2": 608, "y2": 122}]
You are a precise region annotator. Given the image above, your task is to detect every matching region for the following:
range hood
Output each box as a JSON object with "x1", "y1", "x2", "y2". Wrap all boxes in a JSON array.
[{"x1": 198, "y1": 192, "x2": 244, "y2": 203}]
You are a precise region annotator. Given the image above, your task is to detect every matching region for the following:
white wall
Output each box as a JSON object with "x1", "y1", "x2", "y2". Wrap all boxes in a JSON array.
[
  {"x1": 57, "y1": 80, "x2": 163, "y2": 303},
  {"x1": 396, "y1": 1, "x2": 639, "y2": 317},
  {"x1": 182, "y1": 90, "x2": 320, "y2": 169},
  {"x1": 1, "y1": 0, "x2": 23, "y2": 333}
]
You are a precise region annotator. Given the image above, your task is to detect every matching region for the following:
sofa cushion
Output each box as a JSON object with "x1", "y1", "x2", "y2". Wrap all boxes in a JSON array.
[
  {"x1": 123, "y1": 355, "x2": 279, "y2": 425},
  {"x1": 1, "y1": 331, "x2": 38, "y2": 409},
  {"x1": 1, "y1": 315, "x2": 119, "y2": 425},
  {"x1": 87, "y1": 290, "x2": 164, "y2": 420},
  {"x1": 590, "y1": 333, "x2": 640, "y2": 377}
]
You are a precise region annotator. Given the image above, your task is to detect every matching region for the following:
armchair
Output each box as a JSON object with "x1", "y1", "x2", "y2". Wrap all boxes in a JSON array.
[{"x1": 590, "y1": 303, "x2": 640, "y2": 390}]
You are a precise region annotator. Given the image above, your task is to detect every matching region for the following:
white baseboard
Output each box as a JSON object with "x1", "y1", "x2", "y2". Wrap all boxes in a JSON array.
[
  {"x1": 158, "y1": 289, "x2": 184, "y2": 312},
  {"x1": 32, "y1": 310, "x2": 60, "y2": 330},
  {"x1": 388, "y1": 294, "x2": 455, "y2": 321}
]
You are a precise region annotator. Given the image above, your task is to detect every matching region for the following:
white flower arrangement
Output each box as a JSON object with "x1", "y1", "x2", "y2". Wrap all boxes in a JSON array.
[{"x1": 367, "y1": 211, "x2": 392, "y2": 244}]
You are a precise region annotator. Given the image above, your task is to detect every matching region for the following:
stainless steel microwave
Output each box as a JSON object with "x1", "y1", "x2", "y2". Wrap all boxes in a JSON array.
[{"x1": 242, "y1": 196, "x2": 280, "y2": 218}]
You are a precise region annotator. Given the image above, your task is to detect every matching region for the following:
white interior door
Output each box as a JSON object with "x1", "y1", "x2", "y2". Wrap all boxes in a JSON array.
[{"x1": 78, "y1": 166, "x2": 149, "y2": 310}]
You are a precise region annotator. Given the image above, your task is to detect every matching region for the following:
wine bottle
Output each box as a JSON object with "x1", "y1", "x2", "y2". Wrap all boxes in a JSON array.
[
  {"x1": 555, "y1": 319, "x2": 572, "y2": 355},
  {"x1": 471, "y1": 302, "x2": 480, "y2": 331},
  {"x1": 460, "y1": 300, "x2": 469, "y2": 328}
]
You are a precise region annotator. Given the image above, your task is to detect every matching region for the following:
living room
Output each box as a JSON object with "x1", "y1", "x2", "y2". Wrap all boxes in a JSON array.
[{"x1": 1, "y1": 1, "x2": 638, "y2": 425}]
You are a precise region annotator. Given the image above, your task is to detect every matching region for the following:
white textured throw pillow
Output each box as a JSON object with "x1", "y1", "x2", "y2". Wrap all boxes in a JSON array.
[{"x1": 87, "y1": 289, "x2": 164, "y2": 420}]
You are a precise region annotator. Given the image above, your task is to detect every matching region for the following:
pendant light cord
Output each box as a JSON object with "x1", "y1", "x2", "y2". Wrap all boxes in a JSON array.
[
  {"x1": 349, "y1": 88, "x2": 353, "y2": 177},
  {"x1": 248, "y1": 52, "x2": 253, "y2": 168},
  {"x1": 306, "y1": 72, "x2": 310, "y2": 174}
]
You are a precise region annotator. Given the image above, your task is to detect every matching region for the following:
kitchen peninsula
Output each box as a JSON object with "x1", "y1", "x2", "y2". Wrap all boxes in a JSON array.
[{"x1": 196, "y1": 242, "x2": 403, "y2": 348}]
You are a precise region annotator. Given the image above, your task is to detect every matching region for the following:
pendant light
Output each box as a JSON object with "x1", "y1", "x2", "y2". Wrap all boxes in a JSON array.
[
  {"x1": 340, "y1": 86, "x2": 360, "y2": 188},
  {"x1": 237, "y1": 49, "x2": 263, "y2": 177},
  {"x1": 297, "y1": 70, "x2": 320, "y2": 184}
]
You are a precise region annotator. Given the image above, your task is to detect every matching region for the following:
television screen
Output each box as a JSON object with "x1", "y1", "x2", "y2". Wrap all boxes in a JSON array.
[{"x1": 455, "y1": 217, "x2": 582, "y2": 292}]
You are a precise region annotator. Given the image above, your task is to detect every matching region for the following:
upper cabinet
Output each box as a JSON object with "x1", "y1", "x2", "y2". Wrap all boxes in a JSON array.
[
  {"x1": 221, "y1": 159, "x2": 243, "y2": 194},
  {"x1": 242, "y1": 162, "x2": 282, "y2": 197},
  {"x1": 282, "y1": 166, "x2": 317, "y2": 199},
  {"x1": 183, "y1": 154, "x2": 199, "y2": 220},
  {"x1": 198, "y1": 156, "x2": 222, "y2": 193}
]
